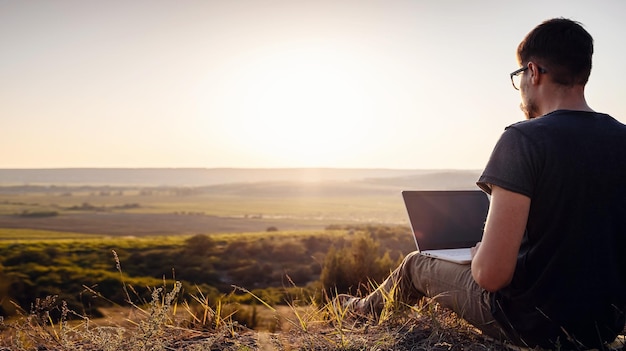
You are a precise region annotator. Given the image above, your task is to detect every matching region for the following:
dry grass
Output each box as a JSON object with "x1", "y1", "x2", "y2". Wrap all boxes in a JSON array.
[
  {"x1": 0, "y1": 276, "x2": 515, "y2": 351},
  {"x1": 2, "y1": 287, "x2": 624, "y2": 351},
  {"x1": 0, "y1": 255, "x2": 622, "y2": 351}
]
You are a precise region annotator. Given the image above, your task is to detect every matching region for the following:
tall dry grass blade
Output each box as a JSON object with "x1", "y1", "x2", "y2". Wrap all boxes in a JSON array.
[
  {"x1": 112, "y1": 249, "x2": 132, "y2": 305},
  {"x1": 232, "y1": 285, "x2": 276, "y2": 312}
]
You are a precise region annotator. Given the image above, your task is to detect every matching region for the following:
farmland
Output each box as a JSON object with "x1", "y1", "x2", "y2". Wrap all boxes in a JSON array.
[{"x1": 0, "y1": 168, "x2": 480, "y2": 320}]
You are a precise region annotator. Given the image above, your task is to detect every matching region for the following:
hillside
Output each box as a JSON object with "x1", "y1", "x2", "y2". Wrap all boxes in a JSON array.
[{"x1": 0, "y1": 168, "x2": 481, "y2": 188}]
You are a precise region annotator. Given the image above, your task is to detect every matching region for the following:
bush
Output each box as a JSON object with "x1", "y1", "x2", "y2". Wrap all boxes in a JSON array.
[
  {"x1": 16, "y1": 210, "x2": 59, "y2": 218},
  {"x1": 320, "y1": 232, "x2": 398, "y2": 296}
]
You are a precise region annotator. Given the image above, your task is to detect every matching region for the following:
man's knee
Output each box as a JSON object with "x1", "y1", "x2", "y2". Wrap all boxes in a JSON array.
[
  {"x1": 402, "y1": 251, "x2": 432, "y2": 271},
  {"x1": 398, "y1": 251, "x2": 430, "y2": 279},
  {"x1": 403, "y1": 251, "x2": 421, "y2": 265}
]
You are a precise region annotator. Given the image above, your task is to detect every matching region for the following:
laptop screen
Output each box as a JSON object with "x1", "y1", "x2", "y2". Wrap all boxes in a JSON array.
[{"x1": 402, "y1": 190, "x2": 489, "y2": 251}]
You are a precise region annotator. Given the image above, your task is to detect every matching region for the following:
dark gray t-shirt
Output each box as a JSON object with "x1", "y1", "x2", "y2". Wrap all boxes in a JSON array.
[{"x1": 478, "y1": 110, "x2": 626, "y2": 348}]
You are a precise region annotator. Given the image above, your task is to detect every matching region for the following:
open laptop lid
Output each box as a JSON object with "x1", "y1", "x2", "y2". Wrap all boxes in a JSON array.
[{"x1": 402, "y1": 190, "x2": 489, "y2": 251}]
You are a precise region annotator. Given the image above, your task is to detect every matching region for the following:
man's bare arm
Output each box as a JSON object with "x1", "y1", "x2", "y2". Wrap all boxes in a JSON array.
[{"x1": 471, "y1": 185, "x2": 530, "y2": 292}]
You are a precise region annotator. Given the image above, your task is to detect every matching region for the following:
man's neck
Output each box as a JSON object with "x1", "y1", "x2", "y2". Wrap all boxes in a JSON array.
[{"x1": 538, "y1": 85, "x2": 594, "y2": 115}]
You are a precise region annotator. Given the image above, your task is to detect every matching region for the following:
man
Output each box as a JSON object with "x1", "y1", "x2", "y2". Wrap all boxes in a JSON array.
[{"x1": 338, "y1": 18, "x2": 626, "y2": 349}]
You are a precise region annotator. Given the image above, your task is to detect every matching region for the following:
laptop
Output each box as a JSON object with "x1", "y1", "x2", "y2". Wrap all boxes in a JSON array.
[{"x1": 402, "y1": 190, "x2": 490, "y2": 264}]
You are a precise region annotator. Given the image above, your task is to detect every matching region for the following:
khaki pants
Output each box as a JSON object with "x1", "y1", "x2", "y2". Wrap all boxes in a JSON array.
[{"x1": 361, "y1": 251, "x2": 508, "y2": 340}]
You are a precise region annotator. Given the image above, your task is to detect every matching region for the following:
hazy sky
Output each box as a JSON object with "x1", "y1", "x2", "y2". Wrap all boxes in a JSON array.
[{"x1": 2, "y1": 0, "x2": 625, "y2": 169}]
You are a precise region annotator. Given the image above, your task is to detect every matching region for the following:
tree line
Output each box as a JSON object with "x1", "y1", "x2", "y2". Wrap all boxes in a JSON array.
[{"x1": 0, "y1": 225, "x2": 414, "y2": 320}]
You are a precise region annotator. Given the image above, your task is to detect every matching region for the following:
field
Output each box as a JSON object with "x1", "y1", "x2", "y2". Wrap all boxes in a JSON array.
[
  {"x1": 0, "y1": 169, "x2": 483, "y2": 235},
  {"x1": 0, "y1": 186, "x2": 407, "y2": 237},
  {"x1": 0, "y1": 168, "x2": 522, "y2": 350},
  {"x1": 0, "y1": 173, "x2": 426, "y2": 320}
]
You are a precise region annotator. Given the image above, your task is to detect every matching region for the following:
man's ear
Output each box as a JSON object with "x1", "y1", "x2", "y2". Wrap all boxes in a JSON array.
[{"x1": 527, "y1": 62, "x2": 542, "y2": 85}]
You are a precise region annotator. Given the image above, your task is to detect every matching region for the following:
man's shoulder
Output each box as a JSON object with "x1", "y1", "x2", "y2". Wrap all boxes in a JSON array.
[
  {"x1": 502, "y1": 118, "x2": 544, "y2": 138},
  {"x1": 505, "y1": 110, "x2": 625, "y2": 133}
]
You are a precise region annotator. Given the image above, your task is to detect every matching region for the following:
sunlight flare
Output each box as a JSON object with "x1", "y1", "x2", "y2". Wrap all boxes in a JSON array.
[{"x1": 212, "y1": 46, "x2": 376, "y2": 165}]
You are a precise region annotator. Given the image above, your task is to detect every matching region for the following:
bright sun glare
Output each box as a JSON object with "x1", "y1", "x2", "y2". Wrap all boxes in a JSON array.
[{"x1": 212, "y1": 46, "x2": 376, "y2": 166}]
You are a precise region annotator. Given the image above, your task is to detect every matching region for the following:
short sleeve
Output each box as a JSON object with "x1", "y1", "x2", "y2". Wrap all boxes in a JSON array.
[{"x1": 477, "y1": 126, "x2": 540, "y2": 198}]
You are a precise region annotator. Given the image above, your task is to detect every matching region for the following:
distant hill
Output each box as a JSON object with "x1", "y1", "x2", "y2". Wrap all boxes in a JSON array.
[
  {"x1": 0, "y1": 168, "x2": 481, "y2": 188},
  {"x1": 362, "y1": 170, "x2": 482, "y2": 190},
  {"x1": 201, "y1": 170, "x2": 482, "y2": 198}
]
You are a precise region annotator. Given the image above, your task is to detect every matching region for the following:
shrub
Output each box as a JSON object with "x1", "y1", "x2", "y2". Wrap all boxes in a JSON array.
[
  {"x1": 320, "y1": 232, "x2": 397, "y2": 296},
  {"x1": 16, "y1": 210, "x2": 59, "y2": 218}
]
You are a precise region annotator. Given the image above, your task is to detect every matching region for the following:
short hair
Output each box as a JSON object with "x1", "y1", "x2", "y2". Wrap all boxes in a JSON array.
[{"x1": 517, "y1": 18, "x2": 593, "y2": 86}]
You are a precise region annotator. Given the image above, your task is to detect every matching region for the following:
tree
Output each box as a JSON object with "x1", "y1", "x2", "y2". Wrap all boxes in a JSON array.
[{"x1": 183, "y1": 234, "x2": 216, "y2": 256}]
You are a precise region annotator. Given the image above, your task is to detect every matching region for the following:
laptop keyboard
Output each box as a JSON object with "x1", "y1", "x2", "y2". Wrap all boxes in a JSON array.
[{"x1": 435, "y1": 248, "x2": 470, "y2": 256}]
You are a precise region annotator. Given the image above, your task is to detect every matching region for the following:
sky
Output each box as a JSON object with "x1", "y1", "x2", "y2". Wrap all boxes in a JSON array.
[{"x1": 1, "y1": 0, "x2": 625, "y2": 170}]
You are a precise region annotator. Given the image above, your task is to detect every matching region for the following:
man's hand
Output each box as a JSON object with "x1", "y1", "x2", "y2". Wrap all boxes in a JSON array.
[{"x1": 470, "y1": 242, "x2": 481, "y2": 259}]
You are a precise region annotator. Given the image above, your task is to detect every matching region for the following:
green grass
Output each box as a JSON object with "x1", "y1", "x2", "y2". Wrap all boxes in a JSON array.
[
  {"x1": 0, "y1": 228, "x2": 102, "y2": 241},
  {"x1": 0, "y1": 232, "x2": 189, "y2": 250},
  {"x1": 0, "y1": 227, "x2": 341, "y2": 244}
]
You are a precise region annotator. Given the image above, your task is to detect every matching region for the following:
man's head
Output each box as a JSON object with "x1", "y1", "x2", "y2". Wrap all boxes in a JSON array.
[
  {"x1": 516, "y1": 18, "x2": 594, "y2": 119},
  {"x1": 517, "y1": 18, "x2": 594, "y2": 87}
]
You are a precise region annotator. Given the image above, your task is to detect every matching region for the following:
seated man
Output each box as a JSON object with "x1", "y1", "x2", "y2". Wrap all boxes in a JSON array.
[{"x1": 339, "y1": 18, "x2": 626, "y2": 350}]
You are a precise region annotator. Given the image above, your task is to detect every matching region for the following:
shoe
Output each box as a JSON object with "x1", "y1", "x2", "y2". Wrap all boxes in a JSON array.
[
  {"x1": 336, "y1": 294, "x2": 360, "y2": 310},
  {"x1": 334, "y1": 294, "x2": 368, "y2": 318}
]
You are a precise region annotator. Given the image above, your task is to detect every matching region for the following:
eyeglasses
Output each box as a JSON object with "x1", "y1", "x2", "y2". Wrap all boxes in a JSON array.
[{"x1": 509, "y1": 65, "x2": 547, "y2": 90}]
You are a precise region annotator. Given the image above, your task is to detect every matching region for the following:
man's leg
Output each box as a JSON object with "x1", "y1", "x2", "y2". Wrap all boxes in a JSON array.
[{"x1": 353, "y1": 251, "x2": 506, "y2": 340}]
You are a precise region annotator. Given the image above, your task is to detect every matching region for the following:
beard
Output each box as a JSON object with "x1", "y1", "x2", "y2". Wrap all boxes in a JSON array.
[{"x1": 520, "y1": 98, "x2": 540, "y2": 120}]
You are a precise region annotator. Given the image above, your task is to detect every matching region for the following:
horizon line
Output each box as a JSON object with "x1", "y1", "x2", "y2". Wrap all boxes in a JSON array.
[{"x1": 0, "y1": 167, "x2": 482, "y2": 171}]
